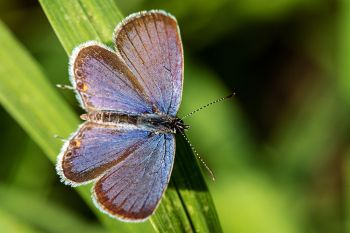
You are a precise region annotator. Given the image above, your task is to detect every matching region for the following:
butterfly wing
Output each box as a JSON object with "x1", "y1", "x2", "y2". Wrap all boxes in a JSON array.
[
  {"x1": 114, "y1": 10, "x2": 184, "y2": 116},
  {"x1": 57, "y1": 122, "x2": 155, "y2": 186},
  {"x1": 70, "y1": 42, "x2": 155, "y2": 113},
  {"x1": 93, "y1": 133, "x2": 175, "y2": 221}
]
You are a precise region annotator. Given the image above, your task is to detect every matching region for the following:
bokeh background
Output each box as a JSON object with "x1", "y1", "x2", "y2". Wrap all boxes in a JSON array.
[{"x1": 0, "y1": 0, "x2": 348, "y2": 233}]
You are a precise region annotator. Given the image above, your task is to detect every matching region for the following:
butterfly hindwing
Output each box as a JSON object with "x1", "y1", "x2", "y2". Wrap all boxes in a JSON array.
[{"x1": 93, "y1": 133, "x2": 175, "y2": 221}]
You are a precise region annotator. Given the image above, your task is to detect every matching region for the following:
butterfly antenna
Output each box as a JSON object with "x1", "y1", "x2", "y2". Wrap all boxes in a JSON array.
[
  {"x1": 181, "y1": 92, "x2": 236, "y2": 120},
  {"x1": 56, "y1": 84, "x2": 74, "y2": 90},
  {"x1": 179, "y1": 131, "x2": 215, "y2": 181}
]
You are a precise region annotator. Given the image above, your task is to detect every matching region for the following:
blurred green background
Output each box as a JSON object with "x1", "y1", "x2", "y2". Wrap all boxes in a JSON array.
[{"x1": 0, "y1": 0, "x2": 348, "y2": 233}]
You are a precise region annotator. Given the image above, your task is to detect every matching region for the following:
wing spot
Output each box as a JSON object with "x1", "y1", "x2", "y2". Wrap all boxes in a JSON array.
[
  {"x1": 70, "y1": 139, "x2": 81, "y2": 148},
  {"x1": 75, "y1": 69, "x2": 83, "y2": 78},
  {"x1": 77, "y1": 81, "x2": 88, "y2": 92},
  {"x1": 65, "y1": 151, "x2": 72, "y2": 157}
]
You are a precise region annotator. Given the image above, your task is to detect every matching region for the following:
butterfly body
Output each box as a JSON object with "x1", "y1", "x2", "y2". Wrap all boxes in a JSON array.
[{"x1": 80, "y1": 111, "x2": 188, "y2": 134}]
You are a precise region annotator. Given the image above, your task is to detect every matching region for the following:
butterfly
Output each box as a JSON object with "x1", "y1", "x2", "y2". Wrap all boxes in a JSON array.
[{"x1": 56, "y1": 10, "x2": 187, "y2": 222}]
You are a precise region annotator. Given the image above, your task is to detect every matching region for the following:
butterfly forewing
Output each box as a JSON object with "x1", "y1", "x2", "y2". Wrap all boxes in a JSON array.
[
  {"x1": 70, "y1": 43, "x2": 154, "y2": 113},
  {"x1": 114, "y1": 11, "x2": 184, "y2": 116},
  {"x1": 93, "y1": 134, "x2": 175, "y2": 221}
]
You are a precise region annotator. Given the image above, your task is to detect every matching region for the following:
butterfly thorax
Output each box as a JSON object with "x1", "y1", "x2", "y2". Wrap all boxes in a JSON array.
[{"x1": 80, "y1": 111, "x2": 189, "y2": 134}]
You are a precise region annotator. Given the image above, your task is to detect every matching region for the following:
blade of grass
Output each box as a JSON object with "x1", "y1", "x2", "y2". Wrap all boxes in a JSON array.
[
  {"x1": 0, "y1": 20, "x2": 78, "y2": 160},
  {"x1": 8, "y1": 138, "x2": 54, "y2": 196},
  {"x1": 40, "y1": 0, "x2": 221, "y2": 232},
  {"x1": 0, "y1": 20, "x2": 152, "y2": 233},
  {"x1": 0, "y1": 185, "x2": 106, "y2": 233},
  {"x1": 0, "y1": 209, "x2": 41, "y2": 233},
  {"x1": 38, "y1": 0, "x2": 123, "y2": 54}
]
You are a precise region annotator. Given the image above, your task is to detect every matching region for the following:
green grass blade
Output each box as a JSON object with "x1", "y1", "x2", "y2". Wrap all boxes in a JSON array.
[
  {"x1": 41, "y1": 0, "x2": 221, "y2": 232},
  {"x1": 0, "y1": 209, "x2": 41, "y2": 233},
  {"x1": 0, "y1": 20, "x2": 78, "y2": 160},
  {"x1": 39, "y1": 0, "x2": 123, "y2": 53},
  {"x1": 0, "y1": 185, "x2": 106, "y2": 233}
]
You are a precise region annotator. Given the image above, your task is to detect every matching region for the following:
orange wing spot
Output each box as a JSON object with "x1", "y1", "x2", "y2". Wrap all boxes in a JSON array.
[
  {"x1": 70, "y1": 139, "x2": 81, "y2": 148},
  {"x1": 77, "y1": 81, "x2": 88, "y2": 92}
]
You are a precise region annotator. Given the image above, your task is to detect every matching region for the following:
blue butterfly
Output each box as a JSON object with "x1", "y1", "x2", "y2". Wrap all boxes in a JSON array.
[{"x1": 57, "y1": 10, "x2": 186, "y2": 222}]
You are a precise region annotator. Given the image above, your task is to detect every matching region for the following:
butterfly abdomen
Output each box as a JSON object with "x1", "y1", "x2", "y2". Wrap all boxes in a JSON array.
[{"x1": 80, "y1": 111, "x2": 178, "y2": 133}]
